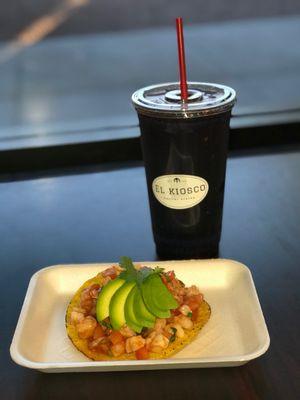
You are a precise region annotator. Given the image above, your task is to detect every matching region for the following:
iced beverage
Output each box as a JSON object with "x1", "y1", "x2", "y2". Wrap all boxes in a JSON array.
[{"x1": 132, "y1": 82, "x2": 236, "y2": 259}]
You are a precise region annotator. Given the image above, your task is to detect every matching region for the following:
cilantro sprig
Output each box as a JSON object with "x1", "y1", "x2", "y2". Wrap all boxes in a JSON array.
[
  {"x1": 118, "y1": 256, "x2": 138, "y2": 282},
  {"x1": 119, "y1": 256, "x2": 164, "y2": 286}
]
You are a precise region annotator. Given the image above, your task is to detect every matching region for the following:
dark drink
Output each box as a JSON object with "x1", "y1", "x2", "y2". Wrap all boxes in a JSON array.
[{"x1": 132, "y1": 82, "x2": 236, "y2": 259}]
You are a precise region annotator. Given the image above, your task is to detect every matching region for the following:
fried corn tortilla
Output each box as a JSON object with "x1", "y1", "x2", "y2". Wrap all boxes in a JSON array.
[{"x1": 66, "y1": 271, "x2": 211, "y2": 361}]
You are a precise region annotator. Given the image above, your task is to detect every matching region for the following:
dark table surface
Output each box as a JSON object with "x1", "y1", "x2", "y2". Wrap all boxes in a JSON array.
[{"x1": 1, "y1": 146, "x2": 300, "y2": 400}]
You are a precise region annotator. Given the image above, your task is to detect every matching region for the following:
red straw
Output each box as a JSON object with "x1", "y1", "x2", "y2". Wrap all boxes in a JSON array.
[{"x1": 176, "y1": 17, "x2": 188, "y2": 101}]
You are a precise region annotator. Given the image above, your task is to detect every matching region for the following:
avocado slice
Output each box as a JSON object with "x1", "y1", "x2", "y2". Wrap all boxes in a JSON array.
[
  {"x1": 109, "y1": 281, "x2": 136, "y2": 330},
  {"x1": 96, "y1": 278, "x2": 125, "y2": 322},
  {"x1": 147, "y1": 274, "x2": 178, "y2": 310},
  {"x1": 141, "y1": 280, "x2": 171, "y2": 318},
  {"x1": 124, "y1": 286, "x2": 143, "y2": 333},
  {"x1": 141, "y1": 274, "x2": 178, "y2": 317},
  {"x1": 133, "y1": 288, "x2": 155, "y2": 328}
]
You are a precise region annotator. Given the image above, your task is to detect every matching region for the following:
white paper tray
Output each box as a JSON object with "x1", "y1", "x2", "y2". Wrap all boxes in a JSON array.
[{"x1": 10, "y1": 259, "x2": 270, "y2": 373}]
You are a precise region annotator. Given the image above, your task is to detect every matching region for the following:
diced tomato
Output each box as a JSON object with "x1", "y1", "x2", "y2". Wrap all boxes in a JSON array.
[
  {"x1": 109, "y1": 331, "x2": 124, "y2": 345},
  {"x1": 89, "y1": 284, "x2": 100, "y2": 291},
  {"x1": 171, "y1": 308, "x2": 181, "y2": 316},
  {"x1": 193, "y1": 294, "x2": 204, "y2": 303},
  {"x1": 102, "y1": 267, "x2": 117, "y2": 279},
  {"x1": 167, "y1": 271, "x2": 176, "y2": 281},
  {"x1": 191, "y1": 309, "x2": 199, "y2": 322},
  {"x1": 135, "y1": 346, "x2": 149, "y2": 360},
  {"x1": 162, "y1": 271, "x2": 176, "y2": 286},
  {"x1": 186, "y1": 294, "x2": 203, "y2": 311},
  {"x1": 187, "y1": 300, "x2": 199, "y2": 312},
  {"x1": 93, "y1": 325, "x2": 105, "y2": 339}
]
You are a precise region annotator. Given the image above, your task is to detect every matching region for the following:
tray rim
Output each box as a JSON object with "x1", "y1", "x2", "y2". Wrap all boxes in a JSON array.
[{"x1": 10, "y1": 258, "x2": 270, "y2": 370}]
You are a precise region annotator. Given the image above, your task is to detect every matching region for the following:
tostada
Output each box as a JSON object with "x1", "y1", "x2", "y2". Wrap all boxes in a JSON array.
[{"x1": 66, "y1": 257, "x2": 211, "y2": 360}]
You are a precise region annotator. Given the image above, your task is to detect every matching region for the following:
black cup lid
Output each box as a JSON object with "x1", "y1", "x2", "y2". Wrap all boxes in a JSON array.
[{"x1": 132, "y1": 82, "x2": 236, "y2": 119}]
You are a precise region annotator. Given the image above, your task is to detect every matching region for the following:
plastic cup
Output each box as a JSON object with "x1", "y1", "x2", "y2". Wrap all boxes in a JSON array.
[{"x1": 132, "y1": 82, "x2": 236, "y2": 259}]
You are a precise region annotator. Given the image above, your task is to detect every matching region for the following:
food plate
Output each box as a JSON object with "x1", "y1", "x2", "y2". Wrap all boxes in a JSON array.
[{"x1": 10, "y1": 259, "x2": 270, "y2": 372}]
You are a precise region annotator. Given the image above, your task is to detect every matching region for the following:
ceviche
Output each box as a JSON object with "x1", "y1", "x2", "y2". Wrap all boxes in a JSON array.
[{"x1": 66, "y1": 257, "x2": 211, "y2": 360}]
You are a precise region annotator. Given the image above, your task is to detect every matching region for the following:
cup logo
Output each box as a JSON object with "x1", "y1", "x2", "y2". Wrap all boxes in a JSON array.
[{"x1": 152, "y1": 174, "x2": 209, "y2": 209}]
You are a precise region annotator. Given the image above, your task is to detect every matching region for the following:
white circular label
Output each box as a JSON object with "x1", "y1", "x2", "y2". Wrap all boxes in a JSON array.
[{"x1": 152, "y1": 174, "x2": 209, "y2": 210}]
